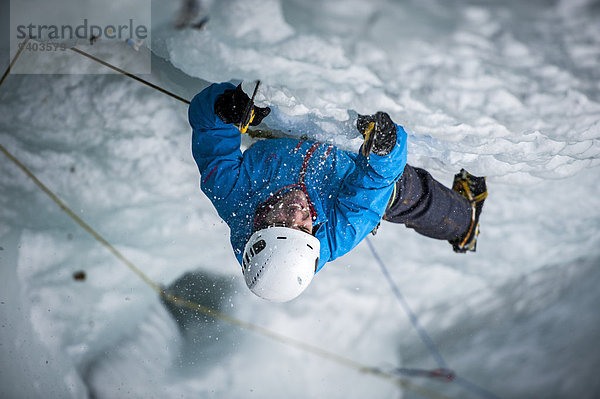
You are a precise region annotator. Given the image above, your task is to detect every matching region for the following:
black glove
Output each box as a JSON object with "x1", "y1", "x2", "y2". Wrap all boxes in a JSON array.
[
  {"x1": 356, "y1": 111, "x2": 397, "y2": 156},
  {"x1": 214, "y1": 84, "x2": 271, "y2": 126}
]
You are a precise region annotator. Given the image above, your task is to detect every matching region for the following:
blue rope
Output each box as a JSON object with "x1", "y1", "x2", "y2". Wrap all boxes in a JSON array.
[
  {"x1": 366, "y1": 237, "x2": 503, "y2": 399},
  {"x1": 365, "y1": 237, "x2": 448, "y2": 369}
]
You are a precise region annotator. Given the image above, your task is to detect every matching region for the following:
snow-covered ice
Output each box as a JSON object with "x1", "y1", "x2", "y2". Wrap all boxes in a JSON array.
[{"x1": 1, "y1": 0, "x2": 599, "y2": 398}]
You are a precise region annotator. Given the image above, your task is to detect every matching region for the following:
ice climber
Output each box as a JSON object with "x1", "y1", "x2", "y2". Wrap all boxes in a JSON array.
[{"x1": 189, "y1": 82, "x2": 488, "y2": 302}]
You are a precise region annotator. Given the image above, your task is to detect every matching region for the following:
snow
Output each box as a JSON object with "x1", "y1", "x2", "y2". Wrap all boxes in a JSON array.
[{"x1": 1, "y1": 0, "x2": 600, "y2": 398}]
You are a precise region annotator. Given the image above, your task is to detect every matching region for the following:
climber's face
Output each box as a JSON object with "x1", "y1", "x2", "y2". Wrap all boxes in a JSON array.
[{"x1": 257, "y1": 189, "x2": 313, "y2": 235}]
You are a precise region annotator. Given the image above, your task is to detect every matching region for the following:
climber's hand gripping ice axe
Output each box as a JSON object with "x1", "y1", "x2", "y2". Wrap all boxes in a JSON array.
[
  {"x1": 239, "y1": 80, "x2": 261, "y2": 134},
  {"x1": 357, "y1": 111, "x2": 398, "y2": 159}
]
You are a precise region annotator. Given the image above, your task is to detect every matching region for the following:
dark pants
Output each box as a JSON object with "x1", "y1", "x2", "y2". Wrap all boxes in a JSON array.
[{"x1": 384, "y1": 165, "x2": 471, "y2": 241}]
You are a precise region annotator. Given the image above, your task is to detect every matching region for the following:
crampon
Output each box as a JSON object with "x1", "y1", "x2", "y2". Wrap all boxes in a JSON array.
[{"x1": 449, "y1": 169, "x2": 488, "y2": 253}]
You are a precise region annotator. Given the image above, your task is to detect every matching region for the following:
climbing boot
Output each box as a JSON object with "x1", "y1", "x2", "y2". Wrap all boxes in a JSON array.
[{"x1": 449, "y1": 169, "x2": 488, "y2": 253}]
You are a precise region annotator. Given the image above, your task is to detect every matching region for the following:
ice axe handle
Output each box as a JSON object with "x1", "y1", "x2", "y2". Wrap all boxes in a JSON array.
[
  {"x1": 239, "y1": 80, "x2": 261, "y2": 134},
  {"x1": 361, "y1": 121, "x2": 376, "y2": 159}
]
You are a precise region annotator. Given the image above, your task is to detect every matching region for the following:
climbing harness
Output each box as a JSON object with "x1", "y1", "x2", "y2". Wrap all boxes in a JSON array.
[{"x1": 1, "y1": 40, "x2": 500, "y2": 399}]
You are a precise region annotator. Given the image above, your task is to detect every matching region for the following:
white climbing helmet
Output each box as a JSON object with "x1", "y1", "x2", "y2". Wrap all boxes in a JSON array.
[{"x1": 242, "y1": 226, "x2": 320, "y2": 302}]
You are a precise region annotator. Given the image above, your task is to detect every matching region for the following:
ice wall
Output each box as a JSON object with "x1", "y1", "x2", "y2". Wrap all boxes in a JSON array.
[
  {"x1": 158, "y1": 0, "x2": 600, "y2": 182},
  {"x1": 1, "y1": 0, "x2": 599, "y2": 398}
]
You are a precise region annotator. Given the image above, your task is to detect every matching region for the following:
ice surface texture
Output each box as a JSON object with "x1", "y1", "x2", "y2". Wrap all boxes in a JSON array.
[{"x1": 1, "y1": 0, "x2": 600, "y2": 398}]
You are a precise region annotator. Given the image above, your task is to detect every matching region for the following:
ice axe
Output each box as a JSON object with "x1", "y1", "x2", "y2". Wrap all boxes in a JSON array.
[
  {"x1": 361, "y1": 121, "x2": 377, "y2": 159},
  {"x1": 238, "y1": 80, "x2": 261, "y2": 134}
]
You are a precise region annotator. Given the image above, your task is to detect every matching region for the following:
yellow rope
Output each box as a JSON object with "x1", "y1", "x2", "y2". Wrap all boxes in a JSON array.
[
  {"x1": 69, "y1": 47, "x2": 191, "y2": 104},
  {"x1": 0, "y1": 39, "x2": 30, "y2": 87},
  {"x1": 0, "y1": 145, "x2": 452, "y2": 399},
  {"x1": 0, "y1": 41, "x2": 456, "y2": 399},
  {"x1": 0, "y1": 145, "x2": 163, "y2": 293}
]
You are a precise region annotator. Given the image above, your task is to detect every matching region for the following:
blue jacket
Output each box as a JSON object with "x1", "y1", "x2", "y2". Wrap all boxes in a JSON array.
[{"x1": 189, "y1": 82, "x2": 407, "y2": 272}]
